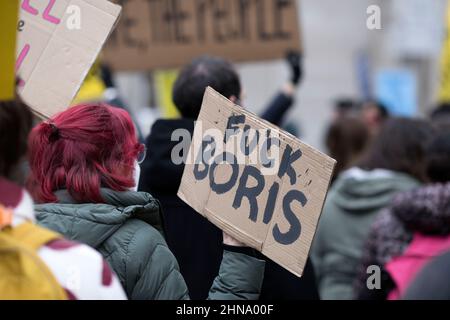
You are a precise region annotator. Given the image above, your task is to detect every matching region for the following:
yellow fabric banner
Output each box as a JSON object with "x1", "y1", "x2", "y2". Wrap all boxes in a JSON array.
[
  {"x1": 439, "y1": 1, "x2": 450, "y2": 102},
  {"x1": 72, "y1": 61, "x2": 106, "y2": 105},
  {"x1": 154, "y1": 70, "x2": 180, "y2": 119},
  {"x1": 0, "y1": 0, "x2": 19, "y2": 100}
]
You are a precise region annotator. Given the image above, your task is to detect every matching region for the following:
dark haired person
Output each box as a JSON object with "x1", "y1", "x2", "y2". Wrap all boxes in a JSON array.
[
  {"x1": 332, "y1": 98, "x2": 360, "y2": 120},
  {"x1": 0, "y1": 99, "x2": 126, "y2": 300},
  {"x1": 311, "y1": 118, "x2": 434, "y2": 300},
  {"x1": 361, "y1": 100, "x2": 390, "y2": 136},
  {"x1": 325, "y1": 116, "x2": 370, "y2": 181},
  {"x1": 429, "y1": 102, "x2": 450, "y2": 131},
  {"x1": 139, "y1": 53, "x2": 320, "y2": 300},
  {"x1": 355, "y1": 130, "x2": 450, "y2": 300},
  {"x1": 28, "y1": 103, "x2": 265, "y2": 300},
  {"x1": 0, "y1": 99, "x2": 33, "y2": 184}
]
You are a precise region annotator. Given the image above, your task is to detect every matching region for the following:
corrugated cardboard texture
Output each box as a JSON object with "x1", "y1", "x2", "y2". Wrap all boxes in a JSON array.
[
  {"x1": 103, "y1": 0, "x2": 302, "y2": 71},
  {"x1": 178, "y1": 87, "x2": 336, "y2": 277},
  {"x1": 0, "y1": 0, "x2": 19, "y2": 100},
  {"x1": 16, "y1": 0, "x2": 121, "y2": 118}
]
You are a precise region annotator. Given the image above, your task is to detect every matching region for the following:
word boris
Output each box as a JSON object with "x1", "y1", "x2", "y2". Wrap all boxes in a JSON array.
[{"x1": 193, "y1": 114, "x2": 307, "y2": 246}]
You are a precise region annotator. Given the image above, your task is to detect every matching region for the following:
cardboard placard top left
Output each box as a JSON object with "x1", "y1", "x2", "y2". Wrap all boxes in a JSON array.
[{"x1": 16, "y1": 0, "x2": 122, "y2": 119}]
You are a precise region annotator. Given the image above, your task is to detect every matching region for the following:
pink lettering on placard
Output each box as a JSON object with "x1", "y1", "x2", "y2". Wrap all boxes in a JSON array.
[
  {"x1": 43, "y1": 0, "x2": 61, "y2": 25},
  {"x1": 21, "y1": 0, "x2": 38, "y2": 15},
  {"x1": 16, "y1": 44, "x2": 31, "y2": 87}
]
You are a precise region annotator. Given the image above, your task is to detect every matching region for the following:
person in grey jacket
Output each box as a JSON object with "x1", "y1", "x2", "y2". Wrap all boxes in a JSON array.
[
  {"x1": 311, "y1": 118, "x2": 435, "y2": 300},
  {"x1": 27, "y1": 103, "x2": 265, "y2": 300}
]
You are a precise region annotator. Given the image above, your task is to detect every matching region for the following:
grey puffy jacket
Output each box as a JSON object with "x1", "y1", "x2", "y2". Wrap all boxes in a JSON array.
[{"x1": 35, "y1": 189, "x2": 265, "y2": 300}]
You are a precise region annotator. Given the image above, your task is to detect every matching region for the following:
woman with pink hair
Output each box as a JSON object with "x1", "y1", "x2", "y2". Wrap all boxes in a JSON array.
[{"x1": 28, "y1": 103, "x2": 265, "y2": 300}]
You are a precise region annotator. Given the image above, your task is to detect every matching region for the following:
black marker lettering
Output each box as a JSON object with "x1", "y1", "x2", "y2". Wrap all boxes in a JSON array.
[
  {"x1": 210, "y1": 152, "x2": 239, "y2": 194},
  {"x1": 225, "y1": 114, "x2": 246, "y2": 143},
  {"x1": 274, "y1": 0, "x2": 292, "y2": 39},
  {"x1": 193, "y1": 136, "x2": 216, "y2": 180},
  {"x1": 273, "y1": 189, "x2": 306, "y2": 245},
  {"x1": 278, "y1": 145, "x2": 302, "y2": 185},
  {"x1": 233, "y1": 166, "x2": 265, "y2": 222},
  {"x1": 240, "y1": 125, "x2": 259, "y2": 156},
  {"x1": 263, "y1": 182, "x2": 279, "y2": 224}
]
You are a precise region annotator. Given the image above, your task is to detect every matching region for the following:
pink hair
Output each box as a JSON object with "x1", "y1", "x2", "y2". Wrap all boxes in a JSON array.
[{"x1": 28, "y1": 103, "x2": 143, "y2": 203}]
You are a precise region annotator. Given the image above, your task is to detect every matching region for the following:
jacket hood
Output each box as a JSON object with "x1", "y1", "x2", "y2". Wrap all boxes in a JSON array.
[
  {"x1": 139, "y1": 119, "x2": 195, "y2": 195},
  {"x1": 35, "y1": 189, "x2": 163, "y2": 248},
  {"x1": 390, "y1": 183, "x2": 450, "y2": 235},
  {"x1": 330, "y1": 168, "x2": 420, "y2": 214}
]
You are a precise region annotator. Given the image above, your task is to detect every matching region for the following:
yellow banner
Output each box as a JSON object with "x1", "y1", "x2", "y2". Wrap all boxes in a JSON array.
[
  {"x1": 154, "y1": 70, "x2": 180, "y2": 119},
  {"x1": 73, "y1": 60, "x2": 106, "y2": 105},
  {"x1": 439, "y1": 1, "x2": 450, "y2": 102},
  {"x1": 0, "y1": 0, "x2": 19, "y2": 100}
]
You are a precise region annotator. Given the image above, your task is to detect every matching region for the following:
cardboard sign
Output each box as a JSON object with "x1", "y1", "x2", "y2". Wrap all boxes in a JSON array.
[
  {"x1": 16, "y1": 0, "x2": 122, "y2": 118},
  {"x1": 0, "y1": 0, "x2": 19, "y2": 100},
  {"x1": 178, "y1": 87, "x2": 336, "y2": 277},
  {"x1": 103, "y1": 0, "x2": 302, "y2": 71}
]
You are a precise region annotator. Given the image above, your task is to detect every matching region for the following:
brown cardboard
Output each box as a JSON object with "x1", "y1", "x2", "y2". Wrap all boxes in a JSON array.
[
  {"x1": 178, "y1": 87, "x2": 336, "y2": 277},
  {"x1": 103, "y1": 0, "x2": 302, "y2": 71},
  {"x1": 16, "y1": 0, "x2": 122, "y2": 119}
]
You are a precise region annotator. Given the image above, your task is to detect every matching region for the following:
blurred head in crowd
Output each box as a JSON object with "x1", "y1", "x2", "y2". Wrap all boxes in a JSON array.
[
  {"x1": 28, "y1": 104, "x2": 144, "y2": 204},
  {"x1": 332, "y1": 98, "x2": 359, "y2": 120},
  {"x1": 425, "y1": 131, "x2": 450, "y2": 183},
  {"x1": 0, "y1": 98, "x2": 33, "y2": 181},
  {"x1": 361, "y1": 100, "x2": 390, "y2": 135},
  {"x1": 429, "y1": 102, "x2": 450, "y2": 131},
  {"x1": 359, "y1": 118, "x2": 435, "y2": 182},
  {"x1": 325, "y1": 116, "x2": 370, "y2": 179},
  {"x1": 173, "y1": 55, "x2": 242, "y2": 119}
]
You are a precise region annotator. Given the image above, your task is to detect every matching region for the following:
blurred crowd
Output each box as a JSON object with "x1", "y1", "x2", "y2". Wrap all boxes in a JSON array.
[{"x1": 1, "y1": 51, "x2": 450, "y2": 300}]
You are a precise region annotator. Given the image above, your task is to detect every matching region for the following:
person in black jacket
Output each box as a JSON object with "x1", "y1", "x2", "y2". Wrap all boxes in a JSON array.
[{"x1": 139, "y1": 53, "x2": 319, "y2": 300}]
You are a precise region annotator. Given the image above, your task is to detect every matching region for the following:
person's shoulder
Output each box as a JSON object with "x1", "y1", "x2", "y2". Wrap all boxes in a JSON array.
[{"x1": 118, "y1": 219, "x2": 186, "y2": 299}]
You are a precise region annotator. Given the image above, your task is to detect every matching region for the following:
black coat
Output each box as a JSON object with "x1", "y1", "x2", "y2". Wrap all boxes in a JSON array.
[{"x1": 139, "y1": 94, "x2": 319, "y2": 300}]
